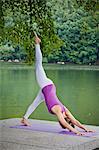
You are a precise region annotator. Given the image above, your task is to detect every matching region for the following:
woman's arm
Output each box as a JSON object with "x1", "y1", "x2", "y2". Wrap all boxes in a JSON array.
[
  {"x1": 56, "y1": 111, "x2": 85, "y2": 135},
  {"x1": 66, "y1": 110, "x2": 94, "y2": 132}
]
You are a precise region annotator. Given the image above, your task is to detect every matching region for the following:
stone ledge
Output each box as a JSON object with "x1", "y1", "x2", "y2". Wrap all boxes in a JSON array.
[{"x1": 0, "y1": 118, "x2": 99, "y2": 150}]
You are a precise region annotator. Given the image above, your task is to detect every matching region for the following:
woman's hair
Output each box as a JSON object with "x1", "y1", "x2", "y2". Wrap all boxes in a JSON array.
[{"x1": 59, "y1": 117, "x2": 75, "y2": 129}]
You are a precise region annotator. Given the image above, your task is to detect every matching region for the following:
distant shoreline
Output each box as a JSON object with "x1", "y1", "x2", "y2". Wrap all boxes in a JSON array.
[{"x1": 0, "y1": 61, "x2": 99, "y2": 71}]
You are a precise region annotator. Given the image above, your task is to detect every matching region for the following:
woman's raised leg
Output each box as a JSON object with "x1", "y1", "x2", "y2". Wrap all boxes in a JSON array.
[{"x1": 35, "y1": 39, "x2": 53, "y2": 89}]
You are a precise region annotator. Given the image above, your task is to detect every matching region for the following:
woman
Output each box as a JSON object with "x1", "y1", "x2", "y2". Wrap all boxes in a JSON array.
[{"x1": 21, "y1": 35, "x2": 93, "y2": 136}]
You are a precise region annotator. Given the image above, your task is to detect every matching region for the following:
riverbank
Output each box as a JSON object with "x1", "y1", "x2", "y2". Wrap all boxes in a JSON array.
[
  {"x1": 0, "y1": 118, "x2": 99, "y2": 150},
  {"x1": 0, "y1": 62, "x2": 99, "y2": 71}
]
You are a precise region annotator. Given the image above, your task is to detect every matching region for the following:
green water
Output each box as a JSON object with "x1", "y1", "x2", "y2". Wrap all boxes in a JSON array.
[{"x1": 0, "y1": 62, "x2": 99, "y2": 125}]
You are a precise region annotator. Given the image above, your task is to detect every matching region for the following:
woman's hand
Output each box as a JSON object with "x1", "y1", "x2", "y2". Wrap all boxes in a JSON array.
[
  {"x1": 84, "y1": 128, "x2": 95, "y2": 132},
  {"x1": 75, "y1": 131, "x2": 85, "y2": 136},
  {"x1": 35, "y1": 36, "x2": 41, "y2": 44},
  {"x1": 75, "y1": 128, "x2": 95, "y2": 136}
]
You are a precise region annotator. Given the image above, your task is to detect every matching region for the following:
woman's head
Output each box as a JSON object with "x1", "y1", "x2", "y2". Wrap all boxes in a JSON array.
[{"x1": 59, "y1": 117, "x2": 75, "y2": 129}]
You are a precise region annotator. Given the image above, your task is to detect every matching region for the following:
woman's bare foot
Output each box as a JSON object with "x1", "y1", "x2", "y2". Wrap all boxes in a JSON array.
[
  {"x1": 21, "y1": 118, "x2": 31, "y2": 126},
  {"x1": 35, "y1": 36, "x2": 41, "y2": 44}
]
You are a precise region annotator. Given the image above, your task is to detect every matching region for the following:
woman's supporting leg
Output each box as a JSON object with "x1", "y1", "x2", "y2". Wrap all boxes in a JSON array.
[
  {"x1": 23, "y1": 90, "x2": 44, "y2": 119},
  {"x1": 35, "y1": 44, "x2": 53, "y2": 89}
]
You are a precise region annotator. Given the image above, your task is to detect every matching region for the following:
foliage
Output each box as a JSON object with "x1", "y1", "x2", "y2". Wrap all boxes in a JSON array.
[
  {"x1": 0, "y1": 0, "x2": 63, "y2": 64},
  {"x1": 0, "y1": 0, "x2": 99, "y2": 64},
  {"x1": 74, "y1": 0, "x2": 99, "y2": 12},
  {"x1": 49, "y1": 0, "x2": 99, "y2": 64},
  {"x1": 0, "y1": 42, "x2": 26, "y2": 61}
]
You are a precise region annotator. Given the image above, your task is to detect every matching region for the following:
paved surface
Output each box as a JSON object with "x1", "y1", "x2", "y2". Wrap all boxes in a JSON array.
[{"x1": 0, "y1": 118, "x2": 99, "y2": 150}]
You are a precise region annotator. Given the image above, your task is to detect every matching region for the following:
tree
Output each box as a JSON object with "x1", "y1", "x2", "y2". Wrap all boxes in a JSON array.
[
  {"x1": 74, "y1": 0, "x2": 98, "y2": 12},
  {"x1": 1, "y1": 0, "x2": 63, "y2": 64},
  {"x1": 50, "y1": 0, "x2": 98, "y2": 64}
]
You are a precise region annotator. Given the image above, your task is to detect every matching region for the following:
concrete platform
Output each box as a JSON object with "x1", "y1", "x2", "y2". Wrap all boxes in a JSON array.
[{"x1": 0, "y1": 118, "x2": 99, "y2": 150}]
